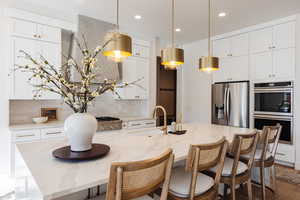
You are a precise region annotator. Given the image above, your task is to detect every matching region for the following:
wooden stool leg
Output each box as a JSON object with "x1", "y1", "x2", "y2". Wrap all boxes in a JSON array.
[
  {"x1": 247, "y1": 179, "x2": 253, "y2": 200},
  {"x1": 230, "y1": 181, "x2": 236, "y2": 200},
  {"x1": 260, "y1": 167, "x2": 266, "y2": 200},
  {"x1": 271, "y1": 165, "x2": 277, "y2": 197},
  {"x1": 224, "y1": 184, "x2": 228, "y2": 200}
]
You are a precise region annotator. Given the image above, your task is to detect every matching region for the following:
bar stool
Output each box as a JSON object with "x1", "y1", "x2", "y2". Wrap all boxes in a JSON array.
[
  {"x1": 92, "y1": 149, "x2": 174, "y2": 200},
  {"x1": 208, "y1": 132, "x2": 259, "y2": 200},
  {"x1": 241, "y1": 124, "x2": 282, "y2": 200},
  {"x1": 167, "y1": 137, "x2": 228, "y2": 200}
]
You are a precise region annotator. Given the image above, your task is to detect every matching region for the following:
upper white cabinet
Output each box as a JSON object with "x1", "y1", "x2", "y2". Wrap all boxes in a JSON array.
[
  {"x1": 213, "y1": 33, "x2": 249, "y2": 82},
  {"x1": 250, "y1": 22, "x2": 295, "y2": 54},
  {"x1": 116, "y1": 56, "x2": 149, "y2": 100},
  {"x1": 249, "y1": 21, "x2": 295, "y2": 82},
  {"x1": 213, "y1": 33, "x2": 248, "y2": 58},
  {"x1": 273, "y1": 22, "x2": 295, "y2": 50},
  {"x1": 9, "y1": 18, "x2": 62, "y2": 100},
  {"x1": 249, "y1": 27, "x2": 273, "y2": 54},
  {"x1": 11, "y1": 19, "x2": 61, "y2": 43}
]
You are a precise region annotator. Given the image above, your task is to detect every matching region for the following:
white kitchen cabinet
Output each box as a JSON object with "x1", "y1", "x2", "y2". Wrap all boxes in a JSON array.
[
  {"x1": 13, "y1": 129, "x2": 41, "y2": 142},
  {"x1": 213, "y1": 38, "x2": 230, "y2": 58},
  {"x1": 213, "y1": 33, "x2": 248, "y2": 58},
  {"x1": 40, "y1": 127, "x2": 65, "y2": 139},
  {"x1": 11, "y1": 19, "x2": 61, "y2": 43},
  {"x1": 273, "y1": 48, "x2": 295, "y2": 81},
  {"x1": 37, "y1": 24, "x2": 61, "y2": 43},
  {"x1": 250, "y1": 48, "x2": 295, "y2": 82},
  {"x1": 213, "y1": 56, "x2": 249, "y2": 82},
  {"x1": 133, "y1": 44, "x2": 149, "y2": 58},
  {"x1": 273, "y1": 22, "x2": 295, "y2": 50},
  {"x1": 276, "y1": 143, "x2": 295, "y2": 164},
  {"x1": 116, "y1": 56, "x2": 149, "y2": 100},
  {"x1": 250, "y1": 51, "x2": 273, "y2": 81},
  {"x1": 230, "y1": 34, "x2": 249, "y2": 57},
  {"x1": 249, "y1": 27, "x2": 273, "y2": 54},
  {"x1": 10, "y1": 36, "x2": 62, "y2": 100}
]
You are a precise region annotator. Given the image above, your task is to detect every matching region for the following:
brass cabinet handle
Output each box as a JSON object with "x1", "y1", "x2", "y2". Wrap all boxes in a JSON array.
[
  {"x1": 17, "y1": 134, "x2": 35, "y2": 138},
  {"x1": 45, "y1": 132, "x2": 62, "y2": 135}
]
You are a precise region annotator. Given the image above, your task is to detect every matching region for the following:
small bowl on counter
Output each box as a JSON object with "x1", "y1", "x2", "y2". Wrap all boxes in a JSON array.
[{"x1": 32, "y1": 117, "x2": 48, "y2": 124}]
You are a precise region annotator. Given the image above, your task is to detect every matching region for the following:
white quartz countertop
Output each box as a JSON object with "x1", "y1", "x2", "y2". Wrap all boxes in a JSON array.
[
  {"x1": 17, "y1": 123, "x2": 255, "y2": 200},
  {"x1": 9, "y1": 121, "x2": 64, "y2": 131}
]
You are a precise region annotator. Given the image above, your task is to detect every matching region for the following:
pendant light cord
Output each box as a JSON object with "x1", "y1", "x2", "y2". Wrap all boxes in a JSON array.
[
  {"x1": 116, "y1": 0, "x2": 119, "y2": 30},
  {"x1": 172, "y1": 0, "x2": 175, "y2": 48},
  {"x1": 208, "y1": 0, "x2": 211, "y2": 56}
]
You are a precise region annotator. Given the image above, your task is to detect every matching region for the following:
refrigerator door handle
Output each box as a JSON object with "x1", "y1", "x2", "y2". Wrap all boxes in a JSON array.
[
  {"x1": 224, "y1": 87, "x2": 228, "y2": 121},
  {"x1": 226, "y1": 88, "x2": 230, "y2": 121}
]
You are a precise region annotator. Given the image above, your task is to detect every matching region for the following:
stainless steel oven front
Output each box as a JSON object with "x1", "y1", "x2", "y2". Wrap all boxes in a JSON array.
[
  {"x1": 254, "y1": 114, "x2": 293, "y2": 144},
  {"x1": 254, "y1": 82, "x2": 293, "y2": 116}
]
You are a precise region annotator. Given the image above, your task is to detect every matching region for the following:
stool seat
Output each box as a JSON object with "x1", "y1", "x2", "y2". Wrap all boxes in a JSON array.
[
  {"x1": 210, "y1": 157, "x2": 248, "y2": 176},
  {"x1": 169, "y1": 167, "x2": 214, "y2": 198}
]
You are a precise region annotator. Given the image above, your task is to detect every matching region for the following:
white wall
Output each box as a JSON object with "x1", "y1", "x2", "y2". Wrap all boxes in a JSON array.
[
  {"x1": 0, "y1": 1, "x2": 11, "y2": 175},
  {"x1": 295, "y1": 14, "x2": 300, "y2": 170},
  {"x1": 181, "y1": 40, "x2": 212, "y2": 123}
]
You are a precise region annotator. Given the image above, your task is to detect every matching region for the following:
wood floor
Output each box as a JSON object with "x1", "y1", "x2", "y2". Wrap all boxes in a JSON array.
[{"x1": 235, "y1": 179, "x2": 300, "y2": 200}]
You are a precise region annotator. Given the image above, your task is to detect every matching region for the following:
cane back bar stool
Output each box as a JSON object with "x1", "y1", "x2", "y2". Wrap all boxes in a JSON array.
[
  {"x1": 93, "y1": 149, "x2": 174, "y2": 200},
  {"x1": 167, "y1": 137, "x2": 228, "y2": 200},
  {"x1": 209, "y1": 132, "x2": 259, "y2": 200},
  {"x1": 241, "y1": 124, "x2": 282, "y2": 200}
]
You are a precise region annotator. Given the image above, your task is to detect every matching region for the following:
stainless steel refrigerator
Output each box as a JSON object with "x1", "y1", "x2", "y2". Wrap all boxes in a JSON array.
[{"x1": 212, "y1": 81, "x2": 249, "y2": 128}]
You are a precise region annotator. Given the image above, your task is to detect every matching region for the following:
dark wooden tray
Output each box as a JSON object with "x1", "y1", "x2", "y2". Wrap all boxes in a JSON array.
[
  {"x1": 53, "y1": 143, "x2": 110, "y2": 161},
  {"x1": 168, "y1": 130, "x2": 187, "y2": 135}
]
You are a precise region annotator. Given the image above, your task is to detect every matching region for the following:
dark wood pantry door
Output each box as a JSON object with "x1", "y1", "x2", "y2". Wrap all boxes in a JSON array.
[{"x1": 156, "y1": 57, "x2": 177, "y2": 126}]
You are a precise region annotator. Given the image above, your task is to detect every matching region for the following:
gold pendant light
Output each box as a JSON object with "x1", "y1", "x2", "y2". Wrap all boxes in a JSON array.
[
  {"x1": 161, "y1": 0, "x2": 184, "y2": 70},
  {"x1": 199, "y1": 0, "x2": 219, "y2": 72},
  {"x1": 103, "y1": 0, "x2": 132, "y2": 62}
]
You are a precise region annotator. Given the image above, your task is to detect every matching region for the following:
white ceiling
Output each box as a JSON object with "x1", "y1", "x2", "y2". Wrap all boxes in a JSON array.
[{"x1": 7, "y1": 0, "x2": 300, "y2": 44}]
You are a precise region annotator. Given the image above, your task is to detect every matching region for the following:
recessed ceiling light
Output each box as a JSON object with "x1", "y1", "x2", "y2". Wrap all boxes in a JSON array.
[
  {"x1": 218, "y1": 12, "x2": 227, "y2": 17},
  {"x1": 175, "y1": 28, "x2": 181, "y2": 32},
  {"x1": 134, "y1": 15, "x2": 142, "y2": 20}
]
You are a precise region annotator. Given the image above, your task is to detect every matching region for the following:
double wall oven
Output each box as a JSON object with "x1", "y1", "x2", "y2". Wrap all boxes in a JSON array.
[{"x1": 254, "y1": 82, "x2": 294, "y2": 144}]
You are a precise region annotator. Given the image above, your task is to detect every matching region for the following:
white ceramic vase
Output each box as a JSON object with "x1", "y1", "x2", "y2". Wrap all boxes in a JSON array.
[{"x1": 64, "y1": 113, "x2": 97, "y2": 152}]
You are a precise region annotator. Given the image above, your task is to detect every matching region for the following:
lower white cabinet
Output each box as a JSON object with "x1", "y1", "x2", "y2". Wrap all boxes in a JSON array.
[
  {"x1": 275, "y1": 143, "x2": 295, "y2": 164},
  {"x1": 40, "y1": 127, "x2": 65, "y2": 139},
  {"x1": 123, "y1": 119, "x2": 156, "y2": 129},
  {"x1": 13, "y1": 129, "x2": 41, "y2": 142}
]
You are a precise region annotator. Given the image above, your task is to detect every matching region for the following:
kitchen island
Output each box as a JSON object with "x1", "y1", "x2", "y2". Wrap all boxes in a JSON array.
[{"x1": 16, "y1": 122, "x2": 255, "y2": 200}]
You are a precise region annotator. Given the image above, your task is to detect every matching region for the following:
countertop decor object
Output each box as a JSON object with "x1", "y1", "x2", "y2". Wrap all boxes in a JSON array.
[
  {"x1": 17, "y1": 36, "x2": 142, "y2": 152},
  {"x1": 41, "y1": 108, "x2": 57, "y2": 121},
  {"x1": 32, "y1": 117, "x2": 48, "y2": 124},
  {"x1": 53, "y1": 143, "x2": 110, "y2": 161},
  {"x1": 168, "y1": 130, "x2": 187, "y2": 135}
]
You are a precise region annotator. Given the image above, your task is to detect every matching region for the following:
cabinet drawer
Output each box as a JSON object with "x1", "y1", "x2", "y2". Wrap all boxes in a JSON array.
[
  {"x1": 127, "y1": 121, "x2": 145, "y2": 129},
  {"x1": 13, "y1": 129, "x2": 41, "y2": 142},
  {"x1": 275, "y1": 144, "x2": 295, "y2": 163},
  {"x1": 41, "y1": 127, "x2": 65, "y2": 139},
  {"x1": 142, "y1": 120, "x2": 156, "y2": 128}
]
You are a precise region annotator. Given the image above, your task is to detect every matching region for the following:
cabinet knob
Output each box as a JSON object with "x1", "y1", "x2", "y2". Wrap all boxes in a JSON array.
[{"x1": 33, "y1": 34, "x2": 37, "y2": 38}]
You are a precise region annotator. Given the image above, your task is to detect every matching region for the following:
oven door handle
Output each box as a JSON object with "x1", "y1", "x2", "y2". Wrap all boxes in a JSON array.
[
  {"x1": 254, "y1": 88, "x2": 293, "y2": 93},
  {"x1": 254, "y1": 115, "x2": 292, "y2": 121}
]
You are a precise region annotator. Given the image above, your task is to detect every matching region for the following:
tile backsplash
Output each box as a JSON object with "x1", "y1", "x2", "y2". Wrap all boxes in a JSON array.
[{"x1": 9, "y1": 93, "x2": 148, "y2": 125}]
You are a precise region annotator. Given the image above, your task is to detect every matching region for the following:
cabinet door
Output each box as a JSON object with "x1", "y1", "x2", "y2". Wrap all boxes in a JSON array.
[
  {"x1": 11, "y1": 37, "x2": 37, "y2": 99},
  {"x1": 117, "y1": 58, "x2": 137, "y2": 99},
  {"x1": 250, "y1": 51, "x2": 273, "y2": 81},
  {"x1": 273, "y1": 22, "x2": 295, "y2": 50},
  {"x1": 37, "y1": 24, "x2": 61, "y2": 43},
  {"x1": 11, "y1": 19, "x2": 37, "y2": 39},
  {"x1": 38, "y1": 42, "x2": 61, "y2": 99},
  {"x1": 273, "y1": 48, "x2": 295, "y2": 81},
  {"x1": 230, "y1": 56, "x2": 249, "y2": 81},
  {"x1": 133, "y1": 44, "x2": 149, "y2": 58},
  {"x1": 231, "y1": 33, "x2": 249, "y2": 57},
  {"x1": 249, "y1": 27, "x2": 273, "y2": 54},
  {"x1": 213, "y1": 58, "x2": 230, "y2": 83},
  {"x1": 135, "y1": 58, "x2": 148, "y2": 99},
  {"x1": 213, "y1": 38, "x2": 230, "y2": 58}
]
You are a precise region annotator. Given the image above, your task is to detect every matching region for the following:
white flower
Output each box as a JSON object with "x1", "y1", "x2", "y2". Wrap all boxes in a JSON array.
[
  {"x1": 91, "y1": 91, "x2": 100, "y2": 97},
  {"x1": 67, "y1": 59, "x2": 75, "y2": 66}
]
